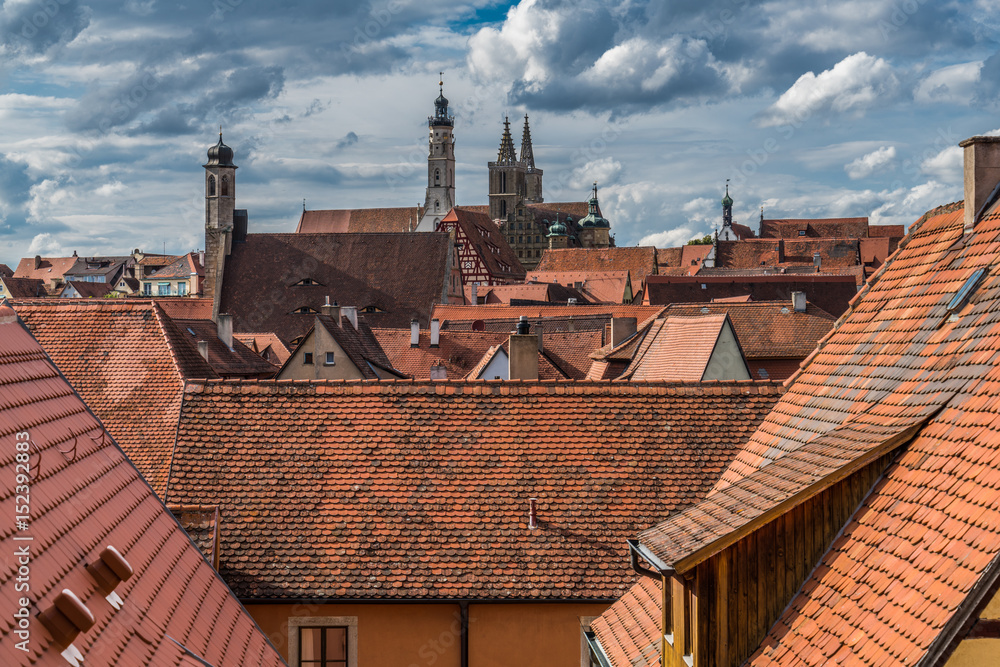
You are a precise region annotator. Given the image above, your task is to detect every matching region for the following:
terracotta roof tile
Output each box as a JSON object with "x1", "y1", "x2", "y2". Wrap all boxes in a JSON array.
[
  {"x1": 0, "y1": 308, "x2": 286, "y2": 667},
  {"x1": 759, "y1": 217, "x2": 869, "y2": 239},
  {"x1": 447, "y1": 207, "x2": 525, "y2": 282},
  {"x1": 623, "y1": 315, "x2": 735, "y2": 381},
  {"x1": 536, "y1": 247, "x2": 657, "y2": 282},
  {"x1": 296, "y1": 206, "x2": 424, "y2": 233},
  {"x1": 0, "y1": 262, "x2": 12, "y2": 277},
  {"x1": 233, "y1": 333, "x2": 291, "y2": 365},
  {"x1": 166, "y1": 379, "x2": 784, "y2": 601},
  {"x1": 591, "y1": 578, "x2": 662, "y2": 667},
  {"x1": 13, "y1": 255, "x2": 78, "y2": 282},
  {"x1": 432, "y1": 303, "x2": 665, "y2": 323},
  {"x1": 525, "y1": 270, "x2": 632, "y2": 303},
  {"x1": 172, "y1": 319, "x2": 278, "y2": 378}
]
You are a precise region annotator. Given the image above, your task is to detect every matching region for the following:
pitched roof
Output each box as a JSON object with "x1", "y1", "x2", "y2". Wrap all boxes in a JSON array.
[
  {"x1": 536, "y1": 247, "x2": 657, "y2": 281},
  {"x1": 13, "y1": 255, "x2": 78, "y2": 282},
  {"x1": 0, "y1": 305, "x2": 286, "y2": 667},
  {"x1": 219, "y1": 232, "x2": 454, "y2": 341},
  {"x1": 234, "y1": 332, "x2": 292, "y2": 366},
  {"x1": 641, "y1": 198, "x2": 1000, "y2": 665},
  {"x1": 296, "y1": 206, "x2": 424, "y2": 233},
  {"x1": 172, "y1": 319, "x2": 279, "y2": 378},
  {"x1": 657, "y1": 245, "x2": 713, "y2": 273},
  {"x1": 63, "y1": 281, "x2": 113, "y2": 298},
  {"x1": 10, "y1": 300, "x2": 218, "y2": 495},
  {"x1": 591, "y1": 578, "x2": 662, "y2": 667},
  {"x1": 464, "y1": 282, "x2": 588, "y2": 305},
  {"x1": 447, "y1": 207, "x2": 525, "y2": 281},
  {"x1": 758, "y1": 217, "x2": 869, "y2": 239},
  {"x1": 373, "y1": 327, "x2": 604, "y2": 380},
  {"x1": 0, "y1": 262, "x2": 12, "y2": 277},
  {"x1": 462, "y1": 339, "x2": 570, "y2": 380},
  {"x1": 1, "y1": 276, "x2": 47, "y2": 297},
  {"x1": 431, "y1": 303, "x2": 666, "y2": 323},
  {"x1": 525, "y1": 270, "x2": 631, "y2": 303},
  {"x1": 286, "y1": 313, "x2": 401, "y2": 379},
  {"x1": 166, "y1": 379, "x2": 784, "y2": 601},
  {"x1": 622, "y1": 315, "x2": 743, "y2": 382},
  {"x1": 147, "y1": 252, "x2": 204, "y2": 280}
]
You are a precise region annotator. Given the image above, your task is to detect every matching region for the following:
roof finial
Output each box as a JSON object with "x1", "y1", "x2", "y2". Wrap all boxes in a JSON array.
[
  {"x1": 219, "y1": 125, "x2": 223, "y2": 140},
  {"x1": 303, "y1": 198, "x2": 306, "y2": 212},
  {"x1": 439, "y1": 71, "x2": 443, "y2": 94},
  {"x1": 593, "y1": 181, "x2": 598, "y2": 199}
]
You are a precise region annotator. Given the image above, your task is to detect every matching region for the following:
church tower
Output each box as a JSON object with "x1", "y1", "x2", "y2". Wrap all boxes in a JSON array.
[
  {"x1": 488, "y1": 117, "x2": 526, "y2": 221},
  {"x1": 418, "y1": 74, "x2": 456, "y2": 232},
  {"x1": 719, "y1": 181, "x2": 738, "y2": 241},
  {"x1": 204, "y1": 132, "x2": 236, "y2": 319},
  {"x1": 521, "y1": 115, "x2": 543, "y2": 204}
]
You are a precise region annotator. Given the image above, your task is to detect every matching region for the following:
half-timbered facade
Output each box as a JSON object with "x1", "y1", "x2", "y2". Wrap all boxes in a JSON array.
[{"x1": 437, "y1": 207, "x2": 525, "y2": 286}]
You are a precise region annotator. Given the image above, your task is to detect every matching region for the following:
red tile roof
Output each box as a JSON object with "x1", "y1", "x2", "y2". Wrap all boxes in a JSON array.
[
  {"x1": 296, "y1": 206, "x2": 424, "y2": 233},
  {"x1": 536, "y1": 247, "x2": 658, "y2": 281},
  {"x1": 156, "y1": 297, "x2": 214, "y2": 320},
  {"x1": 525, "y1": 270, "x2": 632, "y2": 303},
  {"x1": 869, "y1": 223, "x2": 905, "y2": 238},
  {"x1": 758, "y1": 217, "x2": 869, "y2": 239},
  {"x1": 147, "y1": 252, "x2": 204, "y2": 280},
  {"x1": 591, "y1": 578, "x2": 662, "y2": 667},
  {"x1": 640, "y1": 197, "x2": 1000, "y2": 665},
  {"x1": 447, "y1": 207, "x2": 525, "y2": 282},
  {"x1": 0, "y1": 262, "x2": 12, "y2": 277},
  {"x1": 10, "y1": 300, "x2": 218, "y2": 495},
  {"x1": 13, "y1": 255, "x2": 78, "y2": 282},
  {"x1": 219, "y1": 233, "x2": 456, "y2": 341},
  {"x1": 463, "y1": 340, "x2": 570, "y2": 380},
  {"x1": 167, "y1": 379, "x2": 784, "y2": 601},
  {"x1": 0, "y1": 305, "x2": 286, "y2": 667},
  {"x1": 623, "y1": 315, "x2": 738, "y2": 381},
  {"x1": 432, "y1": 303, "x2": 666, "y2": 323},
  {"x1": 172, "y1": 319, "x2": 278, "y2": 378},
  {"x1": 233, "y1": 332, "x2": 291, "y2": 366}
]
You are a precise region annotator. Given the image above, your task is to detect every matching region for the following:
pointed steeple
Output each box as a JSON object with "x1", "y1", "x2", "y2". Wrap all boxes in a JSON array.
[
  {"x1": 497, "y1": 116, "x2": 517, "y2": 165},
  {"x1": 722, "y1": 180, "x2": 733, "y2": 229},
  {"x1": 520, "y1": 114, "x2": 535, "y2": 170},
  {"x1": 430, "y1": 72, "x2": 454, "y2": 127}
]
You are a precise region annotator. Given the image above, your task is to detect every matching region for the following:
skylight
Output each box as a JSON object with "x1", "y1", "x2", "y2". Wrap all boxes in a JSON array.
[{"x1": 947, "y1": 267, "x2": 988, "y2": 312}]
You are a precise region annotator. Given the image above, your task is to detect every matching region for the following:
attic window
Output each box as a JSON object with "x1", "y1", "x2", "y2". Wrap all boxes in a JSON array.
[
  {"x1": 359, "y1": 305, "x2": 384, "y2": 313},
  {"x1": 798, "y1": 230, "x2": 806, "y2": 236},
  {"x1": 294, "y1": 278, "x2": 322, "y2": 287},
  {"x1": 292, "y1": 306, "x2": 320, "y2": 314},
  {"x1": 947, "y1": 267, "x2": 988, "y2": 313}
]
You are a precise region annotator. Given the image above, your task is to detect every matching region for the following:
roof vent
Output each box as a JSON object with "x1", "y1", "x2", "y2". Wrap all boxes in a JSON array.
[
  {"x1": 528, "y1": 498, "x2": 538, "y2": 529},
  {"x1": 516, "y1": 315, "x2": 530, "y2": 335},
  {"x1": 86, "y1": 546, "x2": 134, "y2": 610},
  {"x1": 38, "y1": 589, "x2": 95, "y2": 654},
  {"x1": 700, "y1": 306, "x2": 710, "y2": 314}
]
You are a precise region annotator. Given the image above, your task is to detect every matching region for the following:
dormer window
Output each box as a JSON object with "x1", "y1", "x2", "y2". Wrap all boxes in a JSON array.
[
  {"x1": 293, "y1": 278, "x2": 322, "y2": 287},
  {"x1": 358, "y1": 305, "x2": 384, "y2": 313},
  {"x1": 292, "y1": 306, "x2": 319, "y2": 314}
]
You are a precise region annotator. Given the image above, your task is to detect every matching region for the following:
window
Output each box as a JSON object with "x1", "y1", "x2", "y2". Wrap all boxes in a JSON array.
[
  {"x1": 208, "y1": 174, "x2": 216, "y2": 196},
  {"x1": 500, "y1": 200, "x2": 507, "y2": 218},
  {"x1": 157, "y1": 282, "x2": 170, "y2": 296},
  {"x1": 798, "y1": 230, "x2": 806, "y2": 236},
  {"x1": 434, "y1": 168, "x2": 440, "y2": 185},
  {"x1": 178, "y1": 282, "x2": 187, "y2": 296},
  {"x1": 518, "y1": 236, "x2": 524, "y2": 243},
  {"x1": 288, "y1": 617, "x2": 357, "y2": 667},
  {"x1": 143, "y1": 283, "x2": 152, "y2": 295},
  {"x1": 303, "y1": 352, "x2": 314, "y2": 365},
  {"x1": 535, "y1": 235, "x2": 540, "y2": 243},
  {"x1": 221, "y1": 175, "x2": 230, "y2": 197},
  {"x1": 536, "y1": 250, "x2": 541, "y2": 257},
  {"x1": 293, "y1": 306, "x2": 320, "y2": 314},
  {"x1": 435, "y1": 199, "x2": 440, "y2": 211},
  {"x1": 325, "y1": 352, "x2": 335, "y2": 366},
  {"x1": 518, "y1": 250, "x2": 523, "y2": 258},
  {"x1": 293, "y1": 278, "x2": 321, "y2": 287}
]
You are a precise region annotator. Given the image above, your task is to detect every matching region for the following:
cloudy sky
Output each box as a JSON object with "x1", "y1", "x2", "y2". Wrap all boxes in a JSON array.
[{"x1": 0, "y1": 0, "x2": 998, "y2": 268}]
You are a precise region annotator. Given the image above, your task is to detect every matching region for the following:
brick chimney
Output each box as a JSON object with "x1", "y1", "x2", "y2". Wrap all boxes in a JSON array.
[
  {"x1": 960, "y1": 136, "x2": 1000, "y2": 233},
  {"x1": 321, "y1": 296, "x2": 341, "y2": 324},
  {"x1": 216, "y1": 313, "x2": 233, "y2": 350},
  {"x1": 508, "y1": 316, "x2": 538, "y2": 380}
]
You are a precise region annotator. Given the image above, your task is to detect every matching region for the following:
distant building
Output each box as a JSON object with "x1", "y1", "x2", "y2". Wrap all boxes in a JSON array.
[{"x1": 141, "y1": 251, "x2": 204, "y2": 297}]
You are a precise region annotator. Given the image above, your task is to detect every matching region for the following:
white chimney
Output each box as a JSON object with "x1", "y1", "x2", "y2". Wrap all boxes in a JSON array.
[
  {"x1": 216, "y1": 313, "x2": 233, "y2": 350},
  {"x1": 197, "y1": 340, "x2": 209, "y2": 361},
  {"x1": 470, "y1": 283, "x2": 478, "y2": 305},
  {"x1": 430, "y1": 318, "x2": 440, "y2": 348},
  {"x1": 960, "y1": 136, "x2": 1000, "y2": 233},
  {"x1": 430, "y1": 363, "x2": 447, "y2": 380},
  {"x1": 341, "y1": 306, "x2": 358, "y2": 329},
  {"x1": 791, "y1": 291, "x2": 807, "y2": 313},
  {"x1": 411, "y1": 319, "x2": 420, "y2": 347}
]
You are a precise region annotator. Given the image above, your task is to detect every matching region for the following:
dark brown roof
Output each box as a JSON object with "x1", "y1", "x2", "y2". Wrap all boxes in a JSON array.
[
  {"x1": 147, "y1": 252, "x2": 203, "y2": 280},
  {"x1": 296, "y1": 206, "x2": 424, "y2": 233},
  {"x1": 315, "y1": 313, "x2": 401, "y2": 379},
  {"x1": 536, "y1": 247, "x2": 657, "y2": 281},
  {"x1": 166, "y1": 379, "x2": 784, "y2": 601},
  {"x1": 219, "y1": 232, "x2": 455, "y2": 342},
  {"x1": 448, "y1": 207, "x2": 525, "y2": 281},
  {"x1": 1, "y1": 276, "x2": 46, "y2": 297},
  {"x1": 0, "y1": 305, "x2": 287, "y2": 667},
  {"x1": 63, "y1": 280, "x2": 114, "y2": 298},
  {"x1": 869, "y1": 223, "x2": 905, "y2": 238},
  {"x1": 172, "y1": 319, "x2": 279, "y2": 378},
  {"x1": 0, "y1": 262, "x2": 12, "y2": 277},
  {"x1": 758, "y1": 217, "x2": 869, "y2": 239}
]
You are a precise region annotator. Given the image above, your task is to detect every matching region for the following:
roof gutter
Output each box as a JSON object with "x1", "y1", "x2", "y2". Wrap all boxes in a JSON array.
[
  {"x1": 584, "y1": 631, "x2": 614, "y2": 667},
  {"x1": 628, "y1": 539, "x2": 672, "y2": 578}
]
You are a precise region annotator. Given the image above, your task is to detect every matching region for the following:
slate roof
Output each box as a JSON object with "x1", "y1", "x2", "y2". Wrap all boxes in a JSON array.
[
  {"x1": 536, "y1": 247, "x2": 657, "y2": 281},
  {"x1": 638, "y1": 198, "x2": 1000, "y2": 665},
  {"x1": 10, "y1": 300, "x2": 218, "y2": 495},
  {"x1": 296, "y1": 206, "x2": 424, "y2": 233},
  {"x1": 373, "y1": 328, "x2": 604, "y2": 380},
  {"x1": 447, "y1": 207, "x2": 525, "y2": 282},
  {"x1": 147, "y1": 252, "x2": 204, "y2": 280},
  {"x1": 0, "y1": 305, "x2": 286, "y2": 667},
  {"x1": 167, "y1": 379, "x2": 784, "y2": 601},
  {"x1": 591, "y1": 578, "x2": 662, "y2": 667},
  {"x1": 1, "y1": 276, "x2": 47, "y2": 297},
  {"x1": 219, "y1": 232, "x2": 455, "y2": 342}
]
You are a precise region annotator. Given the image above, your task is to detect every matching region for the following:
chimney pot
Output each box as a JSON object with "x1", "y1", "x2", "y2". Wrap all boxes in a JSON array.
[
  {"x1": 516, "y1": 315, "x2": 530, "y2": 335},
  {"x1": 33, "y1": 255, "x2": 41, "y2": 270},
  {"x1": 960, "y1": 135, "x2": 1000, "y2": 232},
  {"x1": 321, "y1": 296, "x2": 341, "y2": 322},
  {"x1": 38, "y1": 589, "x2": 95, "y2": 648},
  {"x1": 430, "y1": 318, "x2": 441, "y2": 347},
  {"x1": 528, "y1": 498, "x2": 538, "y2": 529},
  {"x1": 216, "y1": 313, "x2": 233, "y2": 350},
  {"x1": 411, "y1": 319, "x2": 420, "y2": 347}
]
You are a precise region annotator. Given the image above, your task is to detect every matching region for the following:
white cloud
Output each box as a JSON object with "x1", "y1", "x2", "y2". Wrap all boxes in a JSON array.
[
  {"x1": 567, "y1": 157, "x2": 622, "y2": 190},
  {"x1": 467, "y1": 0, "x2": 561, "y2": 86},
  {"x1": 845, "y1": 145, "x2": 896, "y2": 180},
  {"x1": 758, "y1": 52, "x2": 899, "y2": 127},
  {"x1": 26, "y1": 232, "x2": 66, "y2": 256},
  {"x1": 582, "y1": 36, "x2": 712, "y2": 93},
  {"x1": 638, "y1": 227, "x2": 700, "y2": 247},
  {"x1": 914, "y1": 61, "x2": 983, "y2": 104}
]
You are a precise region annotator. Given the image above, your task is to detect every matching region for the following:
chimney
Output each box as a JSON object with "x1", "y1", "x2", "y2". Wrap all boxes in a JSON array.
[
  {"x1": 777, "y1": 239, "x2": 785, "y2": 263},
  {"x1": 430, "y1": 363, "x2": 448, "y2": 380},
  {"x1": 960, "y1": 136, "x2": 1000, "y2": 233},
  {"x1": 430, "y1": 318, "x2": 440, "y2": 347},
  {"x1": 813, "y1": 251, "x2": 821, "y2": 272},
  {"x1": 536, "y1": 322, "x2": 544, "y2": 352},
  {"x1": 321, "y1": 295, "x2": 341, "y2": 323},
  {"x1": 33, "y1": 255, "x2": 41, "y2": 270},
  {"x1": 216, "y1": 313, "x2": 233, "y2": 350},
  {"x1": 509, "y1": 317, "x2": 538, "y2": 380},
  {"x1": 611, "y1": 317, "x2": 637, "y2": 347},
  {"x1": 791, "y1": 291, "x2": 807, "y2": 313},
  {"x1": 341, "y1": 306, "x2": 358, "y2": 329},
  {"x1": 567, "y1": 297, "x2": 577, "y2": 305},
  {"x1": 198, "y1": 250, "x2": 205, "y2": 268},
  {"x1": 528, "y1": 498, "x2": 538, "y2": 529},
  {"x1": 410, "y1": 319, "x2": 420, "y2": 347},
  {"x1": 470, "y1": 283, "x2": 478, "y2": 305},
  {"x1": 38, "y1": 589, "x2": 95, "y2": 650},
  {"x1": 198, "y1": 340, "x2": 209, "y2": 360}
]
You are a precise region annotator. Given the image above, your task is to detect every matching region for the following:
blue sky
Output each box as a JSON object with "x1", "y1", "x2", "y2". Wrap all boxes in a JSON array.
[{"x1": 0, "y1": 0, "x2": 998, "y2": 269}]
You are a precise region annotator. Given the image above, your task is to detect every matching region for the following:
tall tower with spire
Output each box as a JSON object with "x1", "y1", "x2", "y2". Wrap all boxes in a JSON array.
[
  {"x1": 719, "y1": 181, "x2": 738, "y2": 241},
  {"x1": 521, "y1": 115, "x2": 543, "y2": 203},
  {"x1": 418, "y1": 74, "x2": 456, "y2": 232},
  {"x1": 204, "y1": 131, "x2": 237, "y2": 319},
  {"x1": 488, "y1": 116, "x2": 526, "y2": 221}
]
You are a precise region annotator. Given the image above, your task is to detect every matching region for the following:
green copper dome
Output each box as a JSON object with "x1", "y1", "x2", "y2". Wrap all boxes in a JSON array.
[
  {"x1": 580, "y1": 183, "x2": 610, "y2": 228},
  {"x1": 722, "y1": 184, "x2": 733, "y2": 207},
  {"x1": 546, "y1": 218, "x2": 567, "y2": 237}
]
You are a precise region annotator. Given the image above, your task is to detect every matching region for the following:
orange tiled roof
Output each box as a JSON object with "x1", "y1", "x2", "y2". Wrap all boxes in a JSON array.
[
  {"x1": 0, "y1": 305, "x2": 286, "y2": 667},
  {"x1": 432, "y1": 303, "x2": 665, "y2": 323},
  {"x1": 447, "y1": 207, "x2": 525, "y2": 282},
  {"x1": 166, "y1": 379, "x2": 784, "y2": 601},
  {"x1": 172, "y1": 319, "x2": 278, "y2": 378},
  {"x1": 10, "y1": 300, "x2": 218, "y2": 495},
  {"x1": 623, "y1": 315, "x2": 734, "y2": 381},
  {"x1": 296, "y1": 206, "x2": 424, "y2": 233},
  {"x1": 462, "y1": 340, "x2": 570, "y2": 380},
  {"x1": 591, "y1": 578, "x2": 662, "y2": 667},
  {"x1": 233, "y1": 332, "x2": 291, "y2": 365},
  {"x1": 639, "y1": 197, "x2": 1000, "y2": 664},
  {"x1": 536, "y1": 247, "x2": 657, "y2": 281},
  {"x1": 525, "y1": 270, "x2": 631, "y2": 303},
  {"x1": 13, "y1": 255, "x2": 78, "y2": 282},
  {"x1": 758, "y1": 217, "x2": 869, "y2": 239}
]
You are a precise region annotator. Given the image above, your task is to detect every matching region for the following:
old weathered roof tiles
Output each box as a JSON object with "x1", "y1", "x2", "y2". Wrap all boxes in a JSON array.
[
  {"x1": 166, "y1": 379, "x2": 783, "y2": 601},
  {"x1": 0, "y1": 306, "x2": 286, "y2": 667},
  {"x1": 536, "y1": 247, "x2": 657, "y2": 282},
  {"x1": 590, "y1": 578, "x2": 662, "y2": 667}
]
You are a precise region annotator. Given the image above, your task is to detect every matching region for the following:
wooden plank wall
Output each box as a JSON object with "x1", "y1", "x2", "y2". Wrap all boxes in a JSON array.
[{"x1": 686, "y1": 452, "x2": 896, "y2": 667}]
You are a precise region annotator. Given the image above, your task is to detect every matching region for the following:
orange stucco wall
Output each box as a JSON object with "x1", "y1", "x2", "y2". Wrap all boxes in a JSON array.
[{"x1": 245, "y1": 601, "x2": 610, "y2": 667}]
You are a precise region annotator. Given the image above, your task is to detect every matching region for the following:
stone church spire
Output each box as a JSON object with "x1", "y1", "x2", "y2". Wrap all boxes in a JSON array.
[
  {"x1": 417, "y1": 73, "x2": 456, "y2": 232},
  {"x1": 497, "y1": 116, "x2": 518, "y2": 165},
  {"x1": 520, "y1": 114, "x2": 535, "y2": 169}
]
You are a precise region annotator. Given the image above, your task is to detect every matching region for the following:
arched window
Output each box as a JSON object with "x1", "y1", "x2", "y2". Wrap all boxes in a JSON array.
[
  {"x1": 434, "y1": 168, "x2": 440, "y2": 185},
  {"x1": 435, "y1": 199, "x2": 440, "y2": 211},
  {"x1": 221, "y1": 175, "x2": 230, "y2": 197},
  {"x1": 500, "y1": 172, "x2": 507, "y2": 193},
  {"x1": 500, "y1": 200, "x2": 507, "y2": 218},
  {"x1": 208, "y1": 175, "x2": 216, "y2": 196}
]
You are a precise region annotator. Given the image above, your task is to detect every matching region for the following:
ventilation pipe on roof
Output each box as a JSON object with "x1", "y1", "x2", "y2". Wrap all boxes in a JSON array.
[
  {"x1": 197, "y1": 340, "x2": 209, "y2": 360},
  {"x1": 216, "y1": 313, "x2": 233, "y2": 350},
  {"x1": 528, "y1": 498, "x2": 538, "y2": 529},
  {"x1": 86, "y1": 546, "x2": 133, "y2": 610},
  {"x1": 791, "y1": 291, "x2": 807, "y2": 313},
  {"x1": 342, "y1": 306, "x2": 358, "y2": 330},
  {"x1": 430, "y1": 318, "x2": 440, "y2": 348},
  {"x1": 960, "y1": 136, "x2": 1000, "y2": 233},
  {"x1": 37, "y1": 589, "x2": 95, "y2": 650},
  {"x1": 813, "y1": 252, "x2": 821, "y2": 272},
  {"x1": 411, "y1": 319, "x2": 420, "y2": 347}
]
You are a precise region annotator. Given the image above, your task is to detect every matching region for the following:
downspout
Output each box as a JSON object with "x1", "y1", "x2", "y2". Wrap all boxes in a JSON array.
[
  {"x1": 460, "y1": 600, "x2": 469, "y2": 667},
  {"x1": 627, "y1": 539, "x2": 672, "y2": 578}
]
